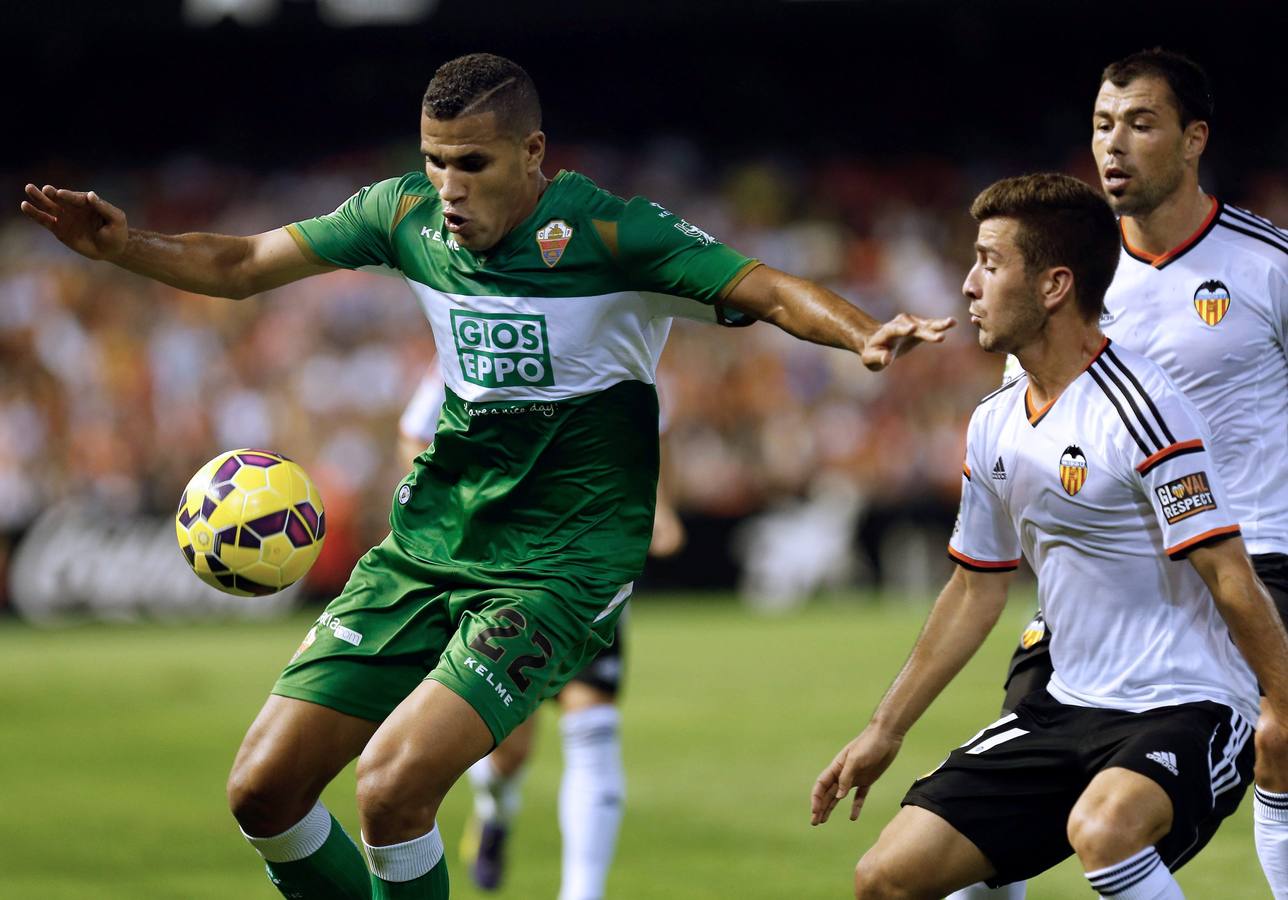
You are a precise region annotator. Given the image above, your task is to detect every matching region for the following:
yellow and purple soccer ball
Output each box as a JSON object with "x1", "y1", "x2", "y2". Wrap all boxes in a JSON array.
[{"x1": 175, "y1": 449, "x2": 326, "y2": 596}]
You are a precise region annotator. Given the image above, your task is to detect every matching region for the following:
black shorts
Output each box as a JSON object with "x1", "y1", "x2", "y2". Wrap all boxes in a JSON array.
[
  {"x1": 1000, "y1": 552, "x2": 1288, "y2": 711},
  {"x1": 902, "y1": 690, "x2": 1254, "y2": 888},
  {"x1": 567, "y1": 616, "x2": 625, "y2": 697}
]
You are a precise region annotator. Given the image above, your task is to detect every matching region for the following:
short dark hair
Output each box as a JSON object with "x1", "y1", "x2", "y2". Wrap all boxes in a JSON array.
[
  {"x1": 970, "y1": 173, "x2": 1120, "y2": 321},
  {"x1": 422, "y1": 53, "x2": 541, "y2": 137},
  {"x1": 1101, "y1": 48, "x2": 1213, "y2": 128}
]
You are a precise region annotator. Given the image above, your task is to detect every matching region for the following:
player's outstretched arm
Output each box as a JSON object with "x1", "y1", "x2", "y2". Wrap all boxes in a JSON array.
[
  {"x1": 723, "y1": 264, "x2": 955, "y2": 371},
  {"x1": 810, "y1": 566, "x2": 1011, "y2": 826},
  {"x1": 20, "y1": 184, "x2": 335, "y2": 299}
]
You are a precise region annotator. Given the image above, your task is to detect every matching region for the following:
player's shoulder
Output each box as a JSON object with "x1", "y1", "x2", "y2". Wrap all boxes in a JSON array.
[
  {"x1": 547, "y1": 169, "x2": 628, "y2": 218},
  {"x1": 342, "y1": 171, "x2": 440, "y2": 228},
  {"x1": 1084, "y1": 340, "x2": 1197, "y2": 456},
  {"x1": 976, "y1": 370, "x2": 1027, "y2": 411},
  {"x1": 1211, "y1": 202, "x2": 1288, "y2": 269},
  {"x1": 968, "y1": 370, "x2": 1027, "y2": 439},
  {"x1": 359, "y1": 171, "x2": 437, "y2": 201},
  {"x1": 1086, "y1": 339, "x2": 1179, "y2": 408}
]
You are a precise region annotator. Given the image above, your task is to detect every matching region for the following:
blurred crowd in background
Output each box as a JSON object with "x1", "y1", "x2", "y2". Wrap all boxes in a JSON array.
[{"x1": 4, "y1": 139, "x2": 1287, "y2": 614}]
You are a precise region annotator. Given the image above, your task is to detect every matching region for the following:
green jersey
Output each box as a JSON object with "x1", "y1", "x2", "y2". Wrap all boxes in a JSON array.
[{"x1": 286, "y1": 170, "x2": 757, "y2": 593}]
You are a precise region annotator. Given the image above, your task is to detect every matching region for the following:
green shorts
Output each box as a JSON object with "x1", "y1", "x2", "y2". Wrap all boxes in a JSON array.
[{"x1": 273, "y1": 532, "x2": 631, "y2": 744}]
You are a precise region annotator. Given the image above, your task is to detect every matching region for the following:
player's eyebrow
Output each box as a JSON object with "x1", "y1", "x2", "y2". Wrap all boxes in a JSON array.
[
  {"x1": 420, "y1": 146, "x2": 491, "y2": 165},
  {"x1": 1094, "y1": 104, "x2": 1161, "y2": 120}
]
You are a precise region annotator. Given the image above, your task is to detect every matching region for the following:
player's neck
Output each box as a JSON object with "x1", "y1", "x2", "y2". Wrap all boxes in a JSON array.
[
  {"x1": 1018, "y1": 324, "x2": 1106, "y2": 409},
  {"x1": 501, "y1": 171, "x2": 549, "y2": 240},
  {"x1": 1120, "y1": 183, "x2": 1211, "y2": 258}
]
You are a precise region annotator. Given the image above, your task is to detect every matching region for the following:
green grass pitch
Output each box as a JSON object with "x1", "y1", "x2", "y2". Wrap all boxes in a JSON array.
[{"x1": 0, "y1": 593, "x2": 1264, "y2": 898}]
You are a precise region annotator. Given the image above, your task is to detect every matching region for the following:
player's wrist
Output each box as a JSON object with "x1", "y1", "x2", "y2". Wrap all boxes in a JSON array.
[{"x1": 866, "y1": 714, "x2": 908, "y2": 743}]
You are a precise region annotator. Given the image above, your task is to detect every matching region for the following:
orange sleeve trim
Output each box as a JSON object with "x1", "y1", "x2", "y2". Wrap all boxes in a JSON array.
[
  {"x1": 1136, "y1": 439, "x2": 1205, "y2": 475},
  {"x1": 962, "y1": 460, "x2": 972, "y2": 480},
  {"x1": 947, "y1": 545, "x2": 1021, "y2": 571},
  {"x1": 1166, "y1": 525, "x2": 1241, "y2": 560}
]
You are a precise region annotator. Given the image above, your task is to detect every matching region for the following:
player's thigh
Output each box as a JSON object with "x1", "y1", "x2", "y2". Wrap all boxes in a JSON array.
[
  {"x1": 358, "y1": 679, "x2": 496, "y2": 841},
  {"x1": 431, "y1": 583, "x2": 623, "y2": 746},
  {"x1": 855, "y1": 805, "x2": 995, "y2": 898},
  {"x1": 902, "y1": 693, "x2": 1085, "y2": 886},
  {"x1": 274, "y1": 533, "x2": 457, "y2": 722},
  {"x1": 228, "y1": 694, "x2": 380, "y2": 830}
]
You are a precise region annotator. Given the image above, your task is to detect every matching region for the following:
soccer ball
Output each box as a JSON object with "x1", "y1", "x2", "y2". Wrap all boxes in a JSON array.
[{"x1": 175, "y1": 449, "x2": 326, "y2": 596}]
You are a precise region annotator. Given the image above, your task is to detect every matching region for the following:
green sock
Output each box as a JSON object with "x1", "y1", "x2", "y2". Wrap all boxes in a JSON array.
[
  {"x1": 366, "y1": 825, "x2": 450, "y2": 899},
  {"x1": 369, "y1": 857, "x2": 449, "y2": 899},
  {"x1": 244, "y1": 803, "x2": 370, "y2": 900}
]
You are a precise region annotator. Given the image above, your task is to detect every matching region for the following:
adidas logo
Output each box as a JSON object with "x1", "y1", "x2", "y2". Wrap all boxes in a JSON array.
[
  {"x1": 992, "y1": 457, "x2": 1007, "y2": 481},
  {"x1": 1146, "y1": 750, "x2": 1179, "y2": 776}
]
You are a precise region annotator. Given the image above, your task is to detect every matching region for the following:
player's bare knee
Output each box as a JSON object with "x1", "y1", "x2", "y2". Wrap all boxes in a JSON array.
[
  {"x1": 356, "y1": 743, "x2": 445, "y2": 842},
  {"x1": 226, "y1": 755, "x2": 309, "y2": 835},
  {"x1": 1067, "y1": 797, "x2": 1164, "y2": 868},
  {"x1": 1255, "y1": 724, "x2": 1288, "y2": 788}
]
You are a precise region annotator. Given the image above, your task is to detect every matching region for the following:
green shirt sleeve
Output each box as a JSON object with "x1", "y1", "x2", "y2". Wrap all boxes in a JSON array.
[
  {"x1": 285, "y1": 176, "x2": 406, "y2": 270},
  {"x1": 615, "y1": 196, "x2": 758, "y2": 303}
]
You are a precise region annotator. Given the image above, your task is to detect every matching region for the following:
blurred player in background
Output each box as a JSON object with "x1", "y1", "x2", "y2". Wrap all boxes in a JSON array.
[
  {"x1": 398, "y1": 357, "x2": 687, "y2": 898},
  {"x1": 953, "y1": 49, "x2": 1288, "y2": 900},
  {"x1": 813, "y1": 172, "x2": 1288, "y2": 900},
  {"x1": 22, "y1": 52, "x2": 952, "y2": 899}
]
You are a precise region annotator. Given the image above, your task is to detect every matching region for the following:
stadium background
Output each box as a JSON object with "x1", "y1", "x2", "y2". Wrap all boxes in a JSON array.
[{"x1": 2, "y1": 1, "x2": 1286, "y2": 896}]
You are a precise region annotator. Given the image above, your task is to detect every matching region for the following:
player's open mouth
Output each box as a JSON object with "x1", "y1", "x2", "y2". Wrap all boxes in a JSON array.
[
  {"x1": 1103, "y1": 167, "x2": 1131, "y2": 193},
  {"x1": 444, "y1": 212, "x2": 469, "y2": 232}
]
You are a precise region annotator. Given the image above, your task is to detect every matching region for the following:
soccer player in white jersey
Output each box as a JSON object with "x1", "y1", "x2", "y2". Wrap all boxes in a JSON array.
[
  {"x1": 22, "y1": 54, "x2": 954, "y2": 900},
  {"x1": 811, "y1": 173, "x2": 1288, "y2": 900},
  {"x1": 957, "y1": 49, "x2": 1288, "y2": 900},
  {"x1": 398, "y1": 358, "x2": 687, "y2": 898}
]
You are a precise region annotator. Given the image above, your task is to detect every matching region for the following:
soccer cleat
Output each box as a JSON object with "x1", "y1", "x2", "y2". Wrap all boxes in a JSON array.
[{"x1": 465, "y1": 820, "x2": 509, "y2": 891}]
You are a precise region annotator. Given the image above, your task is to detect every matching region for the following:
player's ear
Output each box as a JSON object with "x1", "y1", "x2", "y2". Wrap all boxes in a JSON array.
[
  {"x1": 523, "y1": 130, "x2": 546, "y2": 175},
  {"x1": 1040, "y1": 266, "x2": 1075, "y2": 313},
  {"x1": 1182, "y1": 119, "x2": 1208, "y2": 164}
]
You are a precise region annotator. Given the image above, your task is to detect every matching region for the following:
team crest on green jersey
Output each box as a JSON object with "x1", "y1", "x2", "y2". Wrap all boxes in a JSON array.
[
  {"x1": 536, "y1": 219, "x2": 573, "y2": 267},
  {"x1": 451, "y1": 310, "x2": 555, "y2": 388}
]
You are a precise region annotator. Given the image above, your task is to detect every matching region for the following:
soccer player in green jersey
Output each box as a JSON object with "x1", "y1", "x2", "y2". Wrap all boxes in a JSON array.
[{"x1": 21, "y1": 53, "x2": 953, "y2": 899}]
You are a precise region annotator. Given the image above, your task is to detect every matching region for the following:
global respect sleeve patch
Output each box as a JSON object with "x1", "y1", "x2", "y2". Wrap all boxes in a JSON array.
[{"x1": 1155, "y1": 471, "x2": 1218, "y2": 524}]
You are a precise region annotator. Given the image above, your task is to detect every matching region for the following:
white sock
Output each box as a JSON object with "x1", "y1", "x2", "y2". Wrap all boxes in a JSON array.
[
  {"x1": 1255, "y1": 786, "x2": 1288, "y2": 899},
  {"x1": 241, "y1": 799, "x2": 332, "y2": 862},
  {"x1": 558, "y1": 705, "x2": 625, "y2": 900},
  {"x1": 1085, "y1": 847, "x2": 1182, "y2": 899},
  {"x1": 945, "y1": 881, "x2": 1026, "y2": 899},
  {"x1": 467, "y1": 754, "x2": 525, "y2": 826},
  {"x1": 363, "y1": 823, "x2": 445, "y2": 883}
]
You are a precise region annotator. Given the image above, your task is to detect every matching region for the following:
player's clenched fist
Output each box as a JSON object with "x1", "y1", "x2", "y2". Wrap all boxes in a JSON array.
[{"x1": 20, "y1": 184, "x2": 128, "y2": 261}]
